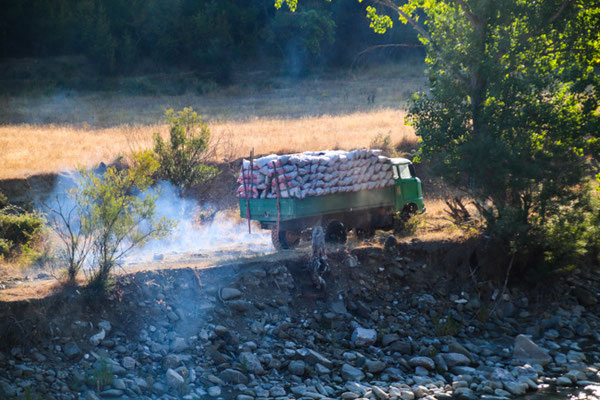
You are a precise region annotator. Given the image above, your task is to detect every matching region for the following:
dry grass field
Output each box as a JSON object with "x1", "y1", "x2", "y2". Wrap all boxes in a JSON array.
[
  {"x1": 0, "y1": 62, "x2": 425, "y2": 179},
  {"x1": 0, "y1": 109, "x2": 416, "y2": 179}
]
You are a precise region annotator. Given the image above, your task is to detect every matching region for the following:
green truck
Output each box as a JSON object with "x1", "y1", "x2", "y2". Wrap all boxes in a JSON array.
[{"x1": 239, "y1": 157, "x2": 425, "y2": 249}]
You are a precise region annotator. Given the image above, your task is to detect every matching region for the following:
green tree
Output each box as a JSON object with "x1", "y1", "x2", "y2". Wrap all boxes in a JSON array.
[
  {"x1": 267, "y1": 8, "x2": 336, "y2": 73},
  {"x1": 78, "y1": 151, "x2": 173, "y2": 290},
  {"x1": 153, "y1": 107, "x2": 220, "y2": 191},
  {"x1": 279, "y1": 0, "x2": 600, "y2": 264}
]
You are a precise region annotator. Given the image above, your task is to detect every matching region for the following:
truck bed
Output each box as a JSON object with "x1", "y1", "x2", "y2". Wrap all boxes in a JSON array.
[{"x1": 239, "y1": 186, "x2": 395, "y2": 223}]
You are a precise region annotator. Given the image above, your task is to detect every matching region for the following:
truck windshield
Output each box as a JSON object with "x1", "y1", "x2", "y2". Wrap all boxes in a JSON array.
[{"x1": 398, "y1": 164, "x2": 412, "y2": 179}]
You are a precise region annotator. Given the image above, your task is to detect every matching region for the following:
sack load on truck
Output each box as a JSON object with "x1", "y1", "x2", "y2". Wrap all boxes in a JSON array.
[
  {"x1": 236, "y1": 149, "x2": 395, "y2": 200},
  {"x1": 238, "y1": 149, "x2": 425, "y2": 250}
]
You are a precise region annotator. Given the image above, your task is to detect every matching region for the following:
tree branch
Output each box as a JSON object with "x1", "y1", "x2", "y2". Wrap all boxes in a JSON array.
[
  {"x1": 454, "y1": 0, "x2": 483, "y2": 26},
  {"x1": 372, "y1": 0, "x2": 471, "y2": 86},
  {"x1": 351, "y1": 43, "x2": 424, "y2": 68}
]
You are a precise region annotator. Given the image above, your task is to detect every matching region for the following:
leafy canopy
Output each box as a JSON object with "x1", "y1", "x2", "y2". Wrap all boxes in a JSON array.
[
  {"x1": 277, "y1": 0, "x2": 600, "y2": 270},
  {"x1": 153, "y1": 107, "x2": 220, "y2": 191}
]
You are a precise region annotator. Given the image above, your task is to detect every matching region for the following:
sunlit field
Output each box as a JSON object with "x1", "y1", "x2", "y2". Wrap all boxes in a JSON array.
[{"x1": 0, "y1": 62, "x2": 425, "y2": 179}]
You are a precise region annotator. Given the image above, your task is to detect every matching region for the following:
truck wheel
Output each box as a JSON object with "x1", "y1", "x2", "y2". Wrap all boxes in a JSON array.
[
  {"x1": 325, "y1": 220, "x2": 347, "y2": 244},
  {"x1": 271, "y1": 229, "x2": 300, "y2": 250}
]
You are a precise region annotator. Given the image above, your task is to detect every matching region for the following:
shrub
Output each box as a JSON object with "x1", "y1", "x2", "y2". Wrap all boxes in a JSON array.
[
  {"x1": 520, "y1": 184, "x2": 600, "y2": 281},
  {"x1": 76, "y1": 151, "x2": 174, "y2": 292},
  {"x1": 153, "y1": 108, "x2": 220, "y2": 192},
  {"x1": 46, "y1": 191, "x2": 93, "y2": 283},
  {"x1": 0, "y1": 203, "x2": 44, "y2": 259}
]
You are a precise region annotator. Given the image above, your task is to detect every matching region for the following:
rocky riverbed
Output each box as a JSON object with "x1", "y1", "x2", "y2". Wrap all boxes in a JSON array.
[{"x1": 0, "y1": 243, "x2": 599, "y2": 400}]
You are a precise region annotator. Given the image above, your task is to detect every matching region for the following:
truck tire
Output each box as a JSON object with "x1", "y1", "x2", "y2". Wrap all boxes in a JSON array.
[
  {"x1": 271, "y1": 229, "x2": 300, "y2": 250},
  {"x1": 325, "y1": 220, "x2": 347, "y2": 244}
]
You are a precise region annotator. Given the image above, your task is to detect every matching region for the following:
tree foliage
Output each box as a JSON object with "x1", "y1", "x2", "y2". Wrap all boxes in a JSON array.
[
  {"x1": 281, "y1": 0, "x2": 600, "y2": 271},
  {"x1": 398, "y1": 1, "x2": 600, "y2": 248},
  {"x1": 0, "y1": 200, "x2": 44, "y2": 260},
  {"x1": 153, "y1": 108, "x2": 220, "y2": 191},
  {"x1": 77, "y1": 151, "x2": 173, "y2": 289},
  {"x1": 0, "y1": 0, "x2": 420, "y2": 79}
]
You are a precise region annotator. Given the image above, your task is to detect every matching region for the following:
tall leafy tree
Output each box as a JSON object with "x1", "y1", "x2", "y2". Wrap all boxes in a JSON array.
[{"x1": 280, "y1": 0, "x2": 600, "y2": 244}]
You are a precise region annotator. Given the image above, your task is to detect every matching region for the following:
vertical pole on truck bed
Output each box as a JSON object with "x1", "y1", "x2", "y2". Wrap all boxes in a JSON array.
[
  {"x1": 248, "y1": 149, "x2": 254, "y2": 234},
  {"x1": 243, "y1": 153, "x2": 251, "y2": 234},
  {"x1": 272, "y1": 163, "x2": 282, "y2": 235}
]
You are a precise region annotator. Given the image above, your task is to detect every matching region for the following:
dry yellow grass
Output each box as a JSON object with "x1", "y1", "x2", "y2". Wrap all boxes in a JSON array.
[{"x1": 0, "y1": 109, "x2": 416, "y2": 179}]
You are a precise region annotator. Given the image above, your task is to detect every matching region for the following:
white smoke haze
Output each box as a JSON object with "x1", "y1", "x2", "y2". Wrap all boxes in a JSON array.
[
  {"x1": 40, "y1": 176, "x2": 273, "y2": 268},
  {"x1": 130, "y1": 182, "x2": 273, "y2": 262}
]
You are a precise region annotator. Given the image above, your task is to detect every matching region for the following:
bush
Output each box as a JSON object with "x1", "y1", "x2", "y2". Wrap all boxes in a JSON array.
[
  {"x1": 153, "y1": 108, "x2": 220, "y2": 191},
  {"x1": 520, "y1": 185, "x2": 600, "y2": 281},
  {"x1": 0, "y1": 203, "x2": 44, "y2": 259},
  {"x1": 76, "y1": 151, "x2": 174, "y2": 291}
]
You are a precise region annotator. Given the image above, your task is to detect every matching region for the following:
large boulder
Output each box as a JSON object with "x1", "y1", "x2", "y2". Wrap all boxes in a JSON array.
[{"x1": 513, "y1": 334, "x2": 552, "y2": 366}]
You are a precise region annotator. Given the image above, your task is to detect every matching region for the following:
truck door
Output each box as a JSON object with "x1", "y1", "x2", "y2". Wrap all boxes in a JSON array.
[{"x1": 393, "y1": 163, "x2": 419, "y2": 211}]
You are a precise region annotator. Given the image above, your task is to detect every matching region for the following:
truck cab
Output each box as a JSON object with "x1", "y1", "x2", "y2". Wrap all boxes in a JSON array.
[{"x1": 390, "y1": 158, "x2": 425, "y2": 215}]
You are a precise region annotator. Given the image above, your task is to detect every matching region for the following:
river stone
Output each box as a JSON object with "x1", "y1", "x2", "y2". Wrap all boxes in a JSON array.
[
  {"x1": 63, "y1": 342, "x2": 81, "y2": 359},
  {"x1": 122, "y1": 356, "x2": 136, "y2": 370},
  {"x1": 365, "y1": 359, "x2": 387, "y2": 373},
  {"x1": 341, "y1": 363, "x2": 365, "y2": 381},
  {"x1": 381, "y1": 333, "x2": 400, "y2": 347},
  {"x1": 399, "y1": 390, "x2": 415, "y2": 400},
  {"x1": 270, "y1": 386, "x2": 286, "y2": 396},
  {"x1": 504, "y1": 381, "x2": 528, "y2": 396},
  {"x1": 566, "y1": 350, "x2": 586, "y2": 363},
  {"x1": 240, "y1": 352, "x2": 264, "y2": 375},
  {"x1": 208, "y1": 386, "x2": 221, "y2": 397},
  {"x1": 351, "y1": 327, "x2": 377, "y2": 347},
  {"x1": 81, "y1": 391, "x2": 100, "y2": 400},
  {"x1": 449, "y1": 342, "x2": 473, "y2": 360},
  {"x1": 166, "y1": 368, "x2": 184, "y2": 387},
  {"x1": 372, "y1": 385, "x2": 389, "y2": 399},
  {"x1": 89, "y1": 329, "x2": 106, "y2": 346},
  {"x1": 98, "y1": 320, "x2": 112, "y2": 332},
  {"x1": 304, "y1": 349, "x2": 333, "y2": 368},
  {"x1": 442, "y1": 352, "x2": 470, "y2": 367},
  {"x1": 99, "y1": 389, "x2": 123, "y2": 398},
  {"x1": 512, "y1": 335, "x2": 551, "y2": 366},
  {"x1": 454, "y1": 387, "x2": 477, "y2": 400},
  {"x1": 219, "y1": 369, "x2": 248, "y2": 384},
  {"x1": 288, "y1": 360, "x2": 305, "y2": 376},
  {"x1": 315, "y1": 363, "x2": 331, "y2": 374},
  {"x1": 557, "y1": 376, "x2": 573, "y2": 386},
  {"x1": 409, "y1": 356, "x2": 435, "y2": 370},
  {"x1": 220, "y1": 287, "x2": 242, "y2": 300}
]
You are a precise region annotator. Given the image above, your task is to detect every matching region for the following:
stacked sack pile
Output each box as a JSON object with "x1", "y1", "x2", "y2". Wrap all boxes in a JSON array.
[{"x1": 236, "y1": 149, "x2": 395, "y2": 199}]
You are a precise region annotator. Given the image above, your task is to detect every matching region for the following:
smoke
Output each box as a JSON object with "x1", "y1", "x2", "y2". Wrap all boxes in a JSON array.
[
  {"x1": 126, "y1": 182, "x2": 273, "y2": 262},
  {"x1": 39, "y1": 176, "x2": 273, "y2": 268}
]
